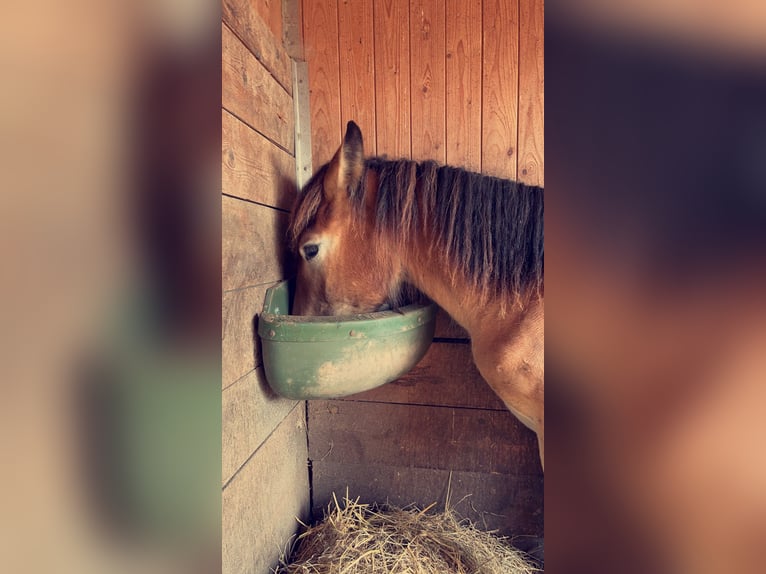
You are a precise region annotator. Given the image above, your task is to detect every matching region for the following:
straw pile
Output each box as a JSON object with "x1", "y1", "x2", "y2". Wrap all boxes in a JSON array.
[{"x1": 276, "y1": 495, "x2": 540, "y2": 574}]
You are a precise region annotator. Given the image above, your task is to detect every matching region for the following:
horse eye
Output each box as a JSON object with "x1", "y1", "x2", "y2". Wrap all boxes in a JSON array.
[{"x1": 302, "y1": 243, "x2": 320, "y2": 261}]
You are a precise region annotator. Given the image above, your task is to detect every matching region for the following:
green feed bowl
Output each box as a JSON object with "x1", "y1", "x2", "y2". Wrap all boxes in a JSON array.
[{"x1": 258, "y1": 280, "x2": 436, "y2": 399}]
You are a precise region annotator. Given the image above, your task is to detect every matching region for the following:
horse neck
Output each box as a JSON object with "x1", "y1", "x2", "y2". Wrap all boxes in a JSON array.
[
  {"x1": 397, "y1": 234, "x2": 517, "y2": 336},
  {"x1": 364, "y1": 162, "x2": 538, "y2": 332}
]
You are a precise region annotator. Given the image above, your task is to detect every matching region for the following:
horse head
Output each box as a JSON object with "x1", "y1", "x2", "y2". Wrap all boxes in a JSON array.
[{"x1": 289, "y1": 121, "x2": 404, "y2": 315}]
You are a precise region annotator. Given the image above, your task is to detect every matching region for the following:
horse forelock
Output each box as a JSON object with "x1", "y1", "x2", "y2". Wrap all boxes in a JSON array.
[{"x1": 288, "y1": 164, "x2": 328, "y2": 249}]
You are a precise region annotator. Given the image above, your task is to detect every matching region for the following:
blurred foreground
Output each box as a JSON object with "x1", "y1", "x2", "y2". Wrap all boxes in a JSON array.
[
  {"x1": 0, "y1": 1, "x2": 220, "y2": 573},
  {"x1": 547, "y1": 2, "x2": 766, "y2": 573}
]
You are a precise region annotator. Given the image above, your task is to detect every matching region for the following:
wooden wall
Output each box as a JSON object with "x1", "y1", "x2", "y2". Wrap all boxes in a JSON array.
[
  {"x1": 303, "y1": 0, "x2": 543, "y2": 185},
  {"x1": 301, "y1": 0, "x2": 544, "y2": 539},
  {"x1": 221, "y1": 2, "x2": 309, "y2": 573}
]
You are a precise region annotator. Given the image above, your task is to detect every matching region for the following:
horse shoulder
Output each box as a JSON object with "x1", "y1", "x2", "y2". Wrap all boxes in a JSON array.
[{"x1": 469, "y1": 300, "x2": 544, "y2": 431}]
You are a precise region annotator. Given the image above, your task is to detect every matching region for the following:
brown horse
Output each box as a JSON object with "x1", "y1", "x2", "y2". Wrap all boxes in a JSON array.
[{"x1": 288, "y1": 121, "x2": 544, "y2": 468}]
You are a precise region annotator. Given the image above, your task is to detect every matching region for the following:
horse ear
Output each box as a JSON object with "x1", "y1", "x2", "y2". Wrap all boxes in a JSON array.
[{"x1": 323, "y1": 121, "x2": 364, "y2": 201}]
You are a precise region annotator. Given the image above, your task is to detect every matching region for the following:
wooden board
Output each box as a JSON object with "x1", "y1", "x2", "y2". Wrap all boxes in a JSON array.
[
  {"x1": 301, "y1": 0, "x2": 538, "y2": 178},
  {"x1": 481, "y1": 0, "x2": 519, "y2": 179},
  {"x1": 303, "y1": 0, "x2": 342, "y2": 167},
  {"x1": 251, "y1": 0, "x2": 284, "y2": 43},
  {"x1": 222, "y1": 110, "x2": 297, "y2": 210},
  {"x1": 223, "y1": 404, "x2": 309, "y2": 574},
  {"x1": 222, "y1": 283, "x2": 274, "y2": 388},
  {"x1": 222, "y1": 0, "x2": 292, "y2": 95},
  {"x1": 338, "y1": 0, "x2": 377, "y2": 156},
  {"x1": 410, "y1": 0, "x2": 446, "y2": 163},
  {"x1": 308, "y1": 400, "x2": 539, "y2": 475},
  {"x1": 222, "y1": 369, "x2": 300, "y2": 484},
  {"x1": 518, "y1": 0, "x2": 544, "y2": 186},
  {"x1": 293, "y1": 60, "x2": 314, "y2": 188},
  {"x1": 374, "y1": 0, "x2": 411, "y2": 158},
  {"x1": 311, "y1": 461, "x2": 544, "y2": 537},
  {"x1": 344, "y1": 342, "x2": 506, "y2": 411},
  {"x1": 222, "y1": 22, "x2": 295, "y2": 153},
  {"x1": 222, "y1": 196, "x2": 291, "y2": 292},
  {"x1": 445, "y1": 0, "x2": 482, "y2": 171},
  {"x1": 282, "y1": 0, "x2": 305, "y2": 60}
]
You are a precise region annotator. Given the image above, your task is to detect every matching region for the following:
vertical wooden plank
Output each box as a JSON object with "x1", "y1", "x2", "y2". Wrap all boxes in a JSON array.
[
  {"x1": 482, "y1": 0, "x2": 519, "y2": 179},
  {"x1": 374, "y1": 0, "x2": 411, "y2": 158},
  {"x1": 293, "y1": 60, "x2": 314, "y2": 188},
  {"x1": 285, "y1": 0, "x2": 312, "y2": 185},
  {"x1": 445, "y1": 0, "x2": 482, "y2": 171},
  {"x1": 410, "y1": 0, "x2": 446, "y2": 163},
  {"x1": 303, "y1": 0, "x2": 342, "y2": 167},
  {"x1": 518, "y1": 0, "x2": 544, "y2": 186},
  {"x1": 337, "y1": 0, "x2": 376, "y2": 156},
  {"x1": 282, "y1": 0, "x2": 305, "y2": 60}
]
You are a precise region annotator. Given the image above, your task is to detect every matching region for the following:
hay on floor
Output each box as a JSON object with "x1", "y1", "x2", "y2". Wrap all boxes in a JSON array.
[{"x1": 276, "y1": 495, "x2": 540, "y2": 574}]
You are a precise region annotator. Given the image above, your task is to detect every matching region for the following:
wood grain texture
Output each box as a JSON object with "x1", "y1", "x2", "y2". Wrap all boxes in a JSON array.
[
  {"x1": 308, "y1": 400, "x2": 539, "y2": 475},
  {"x1": 303, "y1": 0, "x2": 342, "y2": 167},
  {"x1": 282, "y1": 0, "x2": 305, "y2": 60},
  {"x1": 518, "y1": 0, "x2": 544, "y2": 186},
  {"x1": 445, "y1": 0, "x2": 482, "y2": 171},
  {"x1": 252, "y1": 0, "x2": 284, "y2": 42},
  {"x1": 410, "y1": 0, "x2": 446, "y2": 163},
  {"x1": 223, "y1": 404, "x2": 309, "y2": 574},
  {"x1": 222, "y1": 196, "x2": 291, "y2": 292},
  {"x1": 222, "y1": 0, "x2": 292, "y2": 95},
  {"x1": 222, "y1": 22, "x2": 294, "y2": 153},
  {"x1": 222, "y1": 283, "x2": 274, "y2": 388},
  {"x1": 293, "y1": 60, "x2": 314, "y2": 188},
  {"x1": 481, "y1": 0, "x2": 519, "y2": 179},
  {"x1": 222, "y1": 110, "x2": 297, "y2": 210},
  {"x1": 344, "y1": 342, "x2": 506, "y2": 411},
  {"x1": 311, "y1": 462, "x2": 543, "y2": 537},
  {"x1": 338, "y1": 0, "x2": 377, "y2": 156},
  {"x1": 222, "y1": 369, "x2": 300, "y2": 484},
  {"x1": 373, "y1": 0, "x2": 411, "y2": 158}
]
